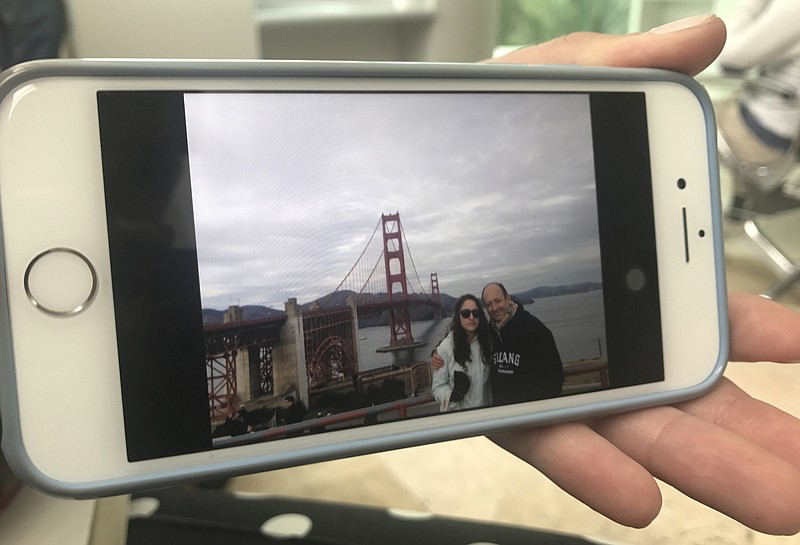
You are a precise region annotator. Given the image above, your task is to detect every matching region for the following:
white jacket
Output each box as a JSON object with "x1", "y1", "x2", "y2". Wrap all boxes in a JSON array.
[{"x1": 431, "y1": 332, "x2": 490, "y2": 411}]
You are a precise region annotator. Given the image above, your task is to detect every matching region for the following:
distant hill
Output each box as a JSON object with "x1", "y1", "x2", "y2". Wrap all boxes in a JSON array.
[
  {"x1": 202, "y1": 291, "x2": 447, "y2": 326},
  {"x1": 306, "y1": 290, "x2": 455, "y2": 328},
  {"x1": 202, "y1": 282, "x2": 600, "y2": 325},
  {"x1": 202, "y1": 305, "x2": 285, "y2": 324},
  {"x1": 512, "y1": 282, "x2": 602, "y2": 302}
]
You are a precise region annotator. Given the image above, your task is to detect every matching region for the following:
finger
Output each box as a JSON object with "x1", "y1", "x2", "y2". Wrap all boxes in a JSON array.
[
  {"x1": 490, "y1": 14, "x2": 726, "y2": 76},
  {"x1": 676, "y1": 377, "x2": 800, "y2": 469},
  {"x1": 728, "y1": 292, "x2": 800, "y2": 363},
  {"x1": 491, "y1": 422, "x2": 662, "y2": 528},
  {"x1": 592, "y1": 405, "x2": 800, "y2": 535}
]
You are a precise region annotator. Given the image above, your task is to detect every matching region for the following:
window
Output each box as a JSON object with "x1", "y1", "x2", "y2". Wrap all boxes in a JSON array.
[{"x1": 496, "y1": 0, "x2": 631, "y2": 54}]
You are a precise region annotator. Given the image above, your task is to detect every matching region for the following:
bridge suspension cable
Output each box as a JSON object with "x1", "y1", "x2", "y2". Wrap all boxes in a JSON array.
[
  {"x1": 358, "y1": 251, "x2": 384, "y2": 295},
  {"x1": 399, "y1": 219, "x2": 432, "y2": 300},
  {"x1": 320, "y1": 217, "x2": 384, "y2": 307},
  {"x1": 321, "y1": 212, "x2": 438, "y2": 308}
]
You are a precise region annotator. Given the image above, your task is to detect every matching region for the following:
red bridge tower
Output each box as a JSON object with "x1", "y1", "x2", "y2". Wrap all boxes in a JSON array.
[
  {"x1": 381, "y1": 212, "x2": 414, "y2": 347},
  {"x1": 430, "y1": 272, "x2": 442, "y2": 319}
]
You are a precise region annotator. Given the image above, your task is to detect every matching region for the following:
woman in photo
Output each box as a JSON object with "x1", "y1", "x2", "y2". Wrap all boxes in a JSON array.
[{"x1": 431, "y1": 294, "x2": 493, "y2": 411}]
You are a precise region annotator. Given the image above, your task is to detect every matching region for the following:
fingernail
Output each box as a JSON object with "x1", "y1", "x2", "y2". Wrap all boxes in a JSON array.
[{"x1": 650, "y1": 14, "x2": 716, "y2": 34}]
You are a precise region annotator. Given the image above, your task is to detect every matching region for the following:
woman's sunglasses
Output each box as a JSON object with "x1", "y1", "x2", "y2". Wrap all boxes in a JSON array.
[{"x1": 458, "y1": 309, "x2": 481, "y2": 319}]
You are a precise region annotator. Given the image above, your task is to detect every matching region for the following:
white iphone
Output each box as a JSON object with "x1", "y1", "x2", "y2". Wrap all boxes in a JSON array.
[{"x1": 0, "y1": 60, "x2": 728, "y2": 497}]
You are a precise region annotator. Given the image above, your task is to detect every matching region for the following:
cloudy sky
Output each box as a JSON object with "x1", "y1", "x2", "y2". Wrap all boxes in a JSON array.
[{"x1": 183, "y1": 92, "x2": 601, "y2": 310}]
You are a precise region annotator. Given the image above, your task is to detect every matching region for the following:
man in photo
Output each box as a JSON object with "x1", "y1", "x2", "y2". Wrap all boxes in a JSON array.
[{"x1": 481, "y1": 282, "x2": 564, "y2": 405}]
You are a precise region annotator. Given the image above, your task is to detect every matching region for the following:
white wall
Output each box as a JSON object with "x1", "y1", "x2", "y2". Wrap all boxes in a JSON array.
[
  {"x1": 258, "y1": 0, "x2": 498, "y2": 62},
  {"x1": 63, "y1": 0, "x2": 497, "y2": 62},
  {"x1": 64, "y1": 0, "x2": 260, "y2": 58}
]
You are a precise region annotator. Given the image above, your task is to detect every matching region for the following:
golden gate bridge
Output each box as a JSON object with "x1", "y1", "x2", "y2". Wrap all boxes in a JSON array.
[
  {"x1": 317, "y1": 211, "x2": 442, "y2": 349},
  {"x1": 206, "y1": 212, "x2": 444, "y2": 423}
]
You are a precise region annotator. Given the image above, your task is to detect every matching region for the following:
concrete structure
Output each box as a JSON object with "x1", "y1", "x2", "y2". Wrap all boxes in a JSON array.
[{"x1": 272, "y1": 298, "x2": 307, "y2": 406}]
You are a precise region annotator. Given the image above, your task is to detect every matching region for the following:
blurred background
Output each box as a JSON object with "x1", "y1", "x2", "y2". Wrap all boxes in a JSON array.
[
  {"x1": 1, "y1": 1, "x2": 799, "y2": 544},
  {"x1": 56, "y1": 0, "x2": 741, "y2": 63}
]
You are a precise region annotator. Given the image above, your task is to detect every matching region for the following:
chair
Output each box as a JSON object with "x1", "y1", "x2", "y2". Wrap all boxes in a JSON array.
[
  {"x1": 718, "y1": 75, "x2": 800, "y2": 300},
  {"x1": 742, "y1": 208, "x2": 800, "y2": 300}
]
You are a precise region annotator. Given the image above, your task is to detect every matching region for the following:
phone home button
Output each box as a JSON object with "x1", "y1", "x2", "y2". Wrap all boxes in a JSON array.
[{"x1": 24, "y1": 248, "x2": 99, "y2": 317}]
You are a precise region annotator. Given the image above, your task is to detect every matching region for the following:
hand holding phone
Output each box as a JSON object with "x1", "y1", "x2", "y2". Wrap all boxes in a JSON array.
[{"x1": 489, "y1": 16, "x2": 800, "y2": 537}]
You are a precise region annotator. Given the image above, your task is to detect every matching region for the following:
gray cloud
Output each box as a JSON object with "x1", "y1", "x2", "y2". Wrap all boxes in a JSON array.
[{"x1": 184, "y1": 92, "x2": 600, "y2": 309}]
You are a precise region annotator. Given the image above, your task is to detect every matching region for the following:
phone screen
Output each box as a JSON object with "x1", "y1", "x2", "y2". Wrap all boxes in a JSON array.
[{"x1": 96, "y1": 89, "x2": 663, "y2": 462}]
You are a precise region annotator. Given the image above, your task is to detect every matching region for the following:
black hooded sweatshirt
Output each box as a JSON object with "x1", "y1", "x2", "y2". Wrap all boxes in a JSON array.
[{"x1": 490, "y1": 305, "x2": 564, "y2": 405}]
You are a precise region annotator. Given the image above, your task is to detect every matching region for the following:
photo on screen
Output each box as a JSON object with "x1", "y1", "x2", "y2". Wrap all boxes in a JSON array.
[{"x1": 180, "y1": 92, "x2": 608, "y2": 446}]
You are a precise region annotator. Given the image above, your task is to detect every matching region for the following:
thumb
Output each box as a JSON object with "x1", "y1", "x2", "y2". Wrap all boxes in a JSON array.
[{"x1": 489, "y1": 14, "x2": 726, "y2": 77}]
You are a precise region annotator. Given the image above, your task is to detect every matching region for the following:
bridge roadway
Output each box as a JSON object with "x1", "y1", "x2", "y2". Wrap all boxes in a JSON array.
[
  {"x1": 203, "y1": 298, "x2": 440, "y2": 354},
  {"x1": 204, "y1": 315, "x2": 286, "y2": 354},
  {"x1": 203, "y1": 296, "x2": 440, "y2": 338},
  {"x1": 340, "y1": 298, "x2": 440, "y2": 316}
]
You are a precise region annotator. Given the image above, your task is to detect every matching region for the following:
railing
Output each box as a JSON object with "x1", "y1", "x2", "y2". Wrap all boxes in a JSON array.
[
  {"x1": 212, "y1": 393, "x2": 436, "y2": 448},
  {"x1": 562, "y1": 358, "x2": 609, "y2": 394}
]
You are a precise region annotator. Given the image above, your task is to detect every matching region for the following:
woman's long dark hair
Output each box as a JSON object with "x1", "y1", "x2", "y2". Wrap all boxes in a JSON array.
[{"x1": 450, "y1": 294, "x2": 492, "y2": 369}]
